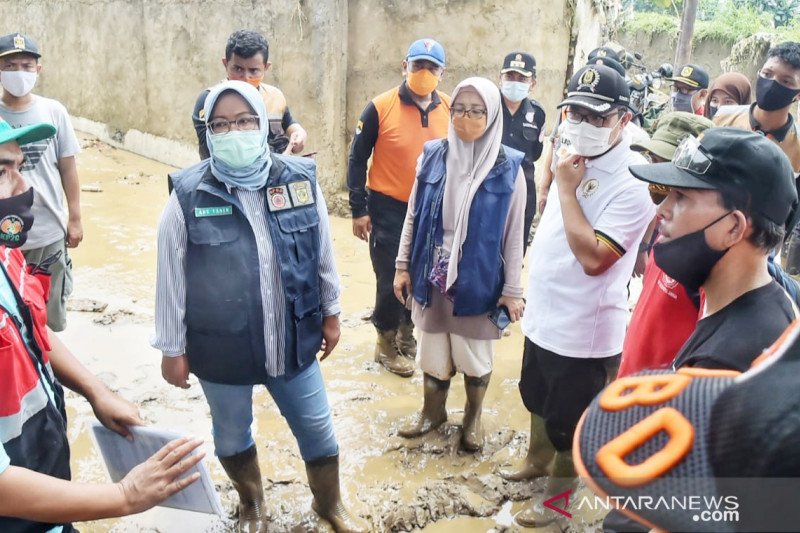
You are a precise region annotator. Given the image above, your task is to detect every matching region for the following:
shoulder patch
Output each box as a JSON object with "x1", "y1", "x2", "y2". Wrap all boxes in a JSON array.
[
  {"x1": 288, "y1": 180, "x2": 314, "y2": 207},
  {"x1": 267, "y1": 185, "x2": 292, "y2": 212}
]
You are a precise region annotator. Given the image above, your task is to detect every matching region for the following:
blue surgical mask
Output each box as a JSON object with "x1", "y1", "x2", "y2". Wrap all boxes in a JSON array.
[
  {"x1": 500, "y1": 80, "x2": 530, "y2": 102},
  {"x1": 208, "y1": 130, "x2": 263, "y2": 169}
]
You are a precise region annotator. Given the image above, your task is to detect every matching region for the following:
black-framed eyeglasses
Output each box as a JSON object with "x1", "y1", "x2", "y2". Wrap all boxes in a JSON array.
[
  {"x1": 672, "y1": 135, "x2": 713, "y2": 174},
  {"x1": 207, "y1": 115, "x2": 260, "y2": 135},
  {"x1": 451, "y1": 106, "x2": 488, "y2": 119},
  {"x1": 565, "y1": 109, "x2": 618, "y2": 128}
]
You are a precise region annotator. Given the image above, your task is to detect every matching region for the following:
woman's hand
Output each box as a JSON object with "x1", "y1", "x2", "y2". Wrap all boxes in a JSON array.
[
  {"x1": 90, "y1": 388, "x2": 145, "y2": 441},
  {"x1": 497, "y1": 295, "x2": 525, "y2": 323},
  {"x1": 393, "y1": 269, "x2": 412, "y2": 305},
  {"x1": 118, "y1": 437, "x2": 204, "y2": 515}
]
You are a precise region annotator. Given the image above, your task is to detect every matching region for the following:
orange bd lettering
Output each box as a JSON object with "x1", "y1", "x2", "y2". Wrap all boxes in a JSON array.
[
  {"x1": 595, "y1": 407, "x2": 694, "y2": 487},
  {"x1": 599, "y1": 374, "x2": 692, "y2": 411}
]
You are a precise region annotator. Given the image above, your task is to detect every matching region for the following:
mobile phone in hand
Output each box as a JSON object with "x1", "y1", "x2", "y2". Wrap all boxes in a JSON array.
[{"x1": 488, "y1": 305, "x2": 511, "y2": 330}]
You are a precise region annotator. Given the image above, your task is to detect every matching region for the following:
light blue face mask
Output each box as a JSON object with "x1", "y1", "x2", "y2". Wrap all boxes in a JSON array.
[
  {"x1": 501, "y1": 80, "x2": 530, "y2": 102},
  {"x1": 208, "y1": 130, "x2": 263, "y2": 169}
]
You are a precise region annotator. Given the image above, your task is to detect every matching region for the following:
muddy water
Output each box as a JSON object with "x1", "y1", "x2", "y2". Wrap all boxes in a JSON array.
[{"x1": 61, "y1": 134, "x2": 606, "y2": 532}]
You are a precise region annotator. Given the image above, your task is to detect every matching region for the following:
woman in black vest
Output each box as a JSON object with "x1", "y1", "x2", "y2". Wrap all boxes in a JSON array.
[{"x1": 156, "y1": 81, "x2": 368, "y2": 533}]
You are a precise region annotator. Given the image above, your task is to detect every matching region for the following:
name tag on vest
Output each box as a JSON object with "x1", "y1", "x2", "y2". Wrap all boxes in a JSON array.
[{"x1": 195, "y1": 206, "x2": 233, "y2": 217}]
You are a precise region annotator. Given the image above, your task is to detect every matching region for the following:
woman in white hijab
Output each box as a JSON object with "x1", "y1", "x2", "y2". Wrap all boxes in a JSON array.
[{"x1": 394, "y1": 77, "x2": 527, "y2": 451}]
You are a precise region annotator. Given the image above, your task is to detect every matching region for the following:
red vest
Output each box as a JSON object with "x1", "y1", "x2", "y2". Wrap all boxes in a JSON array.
[
  {"x1": 0, "y1": 246, "x2": 73, "y2": 533},
  {"x1": 619, "y1": 253, "x2": 699, "y2": 376}
]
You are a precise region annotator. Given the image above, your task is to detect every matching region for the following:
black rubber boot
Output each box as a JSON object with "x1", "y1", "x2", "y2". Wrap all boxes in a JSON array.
[
  {"x1": 398, "y1": 373, "x2": 450, "y2": 438},
  {"x1": 460, "y1": 372, "x2": 491, "y2": 452},
  {"x1": 374, "y1": 329, "x2": 415, "y2": 377},
  {"x1": 218, "y1": 445, "x2": 269, "y2": 533},
  {"x1": 498, "y1": 412, "x2": 555, "y2": 481},
  {"x1": 396, "y1": 320, "x2": 417, "y2": 359},
  {"x1": 515, "y1": 450, "x2": 577, "y2": 528},
  {"x1": 305, "y1": 455, "x2": 369, "y2": 533}
]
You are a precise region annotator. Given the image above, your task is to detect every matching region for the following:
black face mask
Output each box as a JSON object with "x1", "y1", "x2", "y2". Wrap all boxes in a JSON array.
[
  {"x1": 653, "y1": 212, "x2": 732, "y2": 292},
  {"x1": 756, "y1": 76, "x2": 800, "y2": 112},
  {"x1": 0, "y1": 188, "x2": 34, "y2": 249},
  {"x1": 708, "y1": 104, "x2": 719, "y2": 119}
]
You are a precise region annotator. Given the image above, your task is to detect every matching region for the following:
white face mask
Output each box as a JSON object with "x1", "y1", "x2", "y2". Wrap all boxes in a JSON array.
[
  {"x1": 1, "y1": 71, "x2": 37, "y2": 97},
  {"x1": 500, "y1": 80, "x2": 530, "y2": 102},
  {"x1": 560, "y1": 118, "x2": 621, "y2": 157}
]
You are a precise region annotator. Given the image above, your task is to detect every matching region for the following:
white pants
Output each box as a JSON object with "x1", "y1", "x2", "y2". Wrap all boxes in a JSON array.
[{"x1": 418, "y1": 330, "x2": 495, "y2": 380}]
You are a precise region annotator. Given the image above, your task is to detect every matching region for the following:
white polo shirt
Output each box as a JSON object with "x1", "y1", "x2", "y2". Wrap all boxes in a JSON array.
[{"x1": 522, "y1": 133, "x2": 656, "y2": 358}]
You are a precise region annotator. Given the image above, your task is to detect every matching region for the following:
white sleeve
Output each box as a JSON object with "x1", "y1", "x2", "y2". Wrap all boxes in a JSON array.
[
  {"x1": 315, "y1": 182, "x2": 341, "y2": 316},
  {"x1": 150, "y1": 193, "x2": 188, "y2": 357},
  {"x1": 53, "y1": 101, "x2": 80, "y2": 159},
  {"x1": 594, "y1": 182, "x2": 657, "y2": 256}
]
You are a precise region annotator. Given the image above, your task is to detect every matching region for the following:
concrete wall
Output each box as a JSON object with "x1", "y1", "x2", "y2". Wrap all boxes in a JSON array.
[
  {"x1": 617, "y1": 31, "x2": 736, "y2": 79},
  {"x1": 1, "y1": 0, "x2": 610, "y2": 193}
]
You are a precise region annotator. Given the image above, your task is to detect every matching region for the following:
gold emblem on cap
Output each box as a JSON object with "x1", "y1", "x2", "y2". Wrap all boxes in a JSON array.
[
  {"x1": 681, "y1": 66, "x2": 693, "y2": 77},
  {"x1": 13, "y1": 34, "x2": 24, "y2": 50},
  {"x1": 577, "y1": 68, "x2": 600, "y2": 92}
]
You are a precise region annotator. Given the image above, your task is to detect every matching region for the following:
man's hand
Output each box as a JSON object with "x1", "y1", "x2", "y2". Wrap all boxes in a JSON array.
[
  {"x1": 66, "y1": 217, "x2": 83, "y2": 248},
  {"x1": 352, "y1": 215, "x2": 371, "y2": 241},
  {"x1": 283, "y1": 127, "x2": 307, "y2": 155},
  {"x1": 555, "y1": 153, "x2": 586, "y2": 194},
  {"x1": 633, "y1": 250, "x2": 648, "y2": 278},
  {"x1": 91, "y1": 388, "x2": 145, "y2": 440},
  {"x1": 161, "y1": 355, "x2": 190, "y2": 389},
  {"x1": 118, "y1": 436, "x2": 204, "y2": 515},
  {"x1": 537, "y1": 187, "x2": 549, "y2": 215},
  {"x1": 497, "y1": 295, "x2": 525, "y2": 322},
  {"x1": 393, "y1": 269, "x2": 412, "y2": 304},
  {"x1": 319, "y1": 315, "x2": 340, "y2": 361}
]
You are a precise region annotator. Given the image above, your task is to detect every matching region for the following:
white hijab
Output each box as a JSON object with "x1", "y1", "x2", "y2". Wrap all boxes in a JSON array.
[{"x1": 443, "y1": 77, "x2": 503, "y2": 291}]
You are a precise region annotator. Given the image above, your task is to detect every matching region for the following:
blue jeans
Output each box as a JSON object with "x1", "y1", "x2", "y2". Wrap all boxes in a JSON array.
[{"x1": 199, "y1": 360, "x2": 338, "y2": 461}]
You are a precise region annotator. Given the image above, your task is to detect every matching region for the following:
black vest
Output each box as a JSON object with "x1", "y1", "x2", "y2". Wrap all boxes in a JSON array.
[{"x1": 170, "y1": 156, "x2": 322, "y2": 383}]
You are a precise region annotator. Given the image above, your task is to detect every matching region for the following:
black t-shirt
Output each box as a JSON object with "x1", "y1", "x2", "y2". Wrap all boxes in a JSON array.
[
  {"x1": 673, "y1": 281, "x2": 796, "y2": 372},
  {"x1": 500, "y1": 97, "x2": 546, "y2": 179}
]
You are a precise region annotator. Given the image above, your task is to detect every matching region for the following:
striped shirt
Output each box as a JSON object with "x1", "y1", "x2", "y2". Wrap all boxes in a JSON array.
[{"x1": 150, "y1": 182, "x2": 341, "y2": 377}]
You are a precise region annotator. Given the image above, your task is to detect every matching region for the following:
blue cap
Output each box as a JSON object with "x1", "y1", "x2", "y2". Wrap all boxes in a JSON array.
[{"x1": 406, "y1": 38, "x2": 445, "y2": 67}]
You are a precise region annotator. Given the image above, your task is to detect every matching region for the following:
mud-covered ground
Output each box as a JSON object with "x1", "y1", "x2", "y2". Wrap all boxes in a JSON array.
[{"x1": 61, "y1": 134, "x2": 610, "y2": 532}]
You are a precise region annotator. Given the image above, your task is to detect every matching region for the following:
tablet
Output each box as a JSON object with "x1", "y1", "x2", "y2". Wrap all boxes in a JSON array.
[{"x1": 91, "y1": 422, "x2": 224, "y2": 516}]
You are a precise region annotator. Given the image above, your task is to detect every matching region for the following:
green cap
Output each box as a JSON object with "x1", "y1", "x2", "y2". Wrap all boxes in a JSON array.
[
  {"x1": 0, "y1": 120, "x2": 56, "y2": 147},
  {"x1": 631, "y1": 111, "x2": 714, "y2": 161}
]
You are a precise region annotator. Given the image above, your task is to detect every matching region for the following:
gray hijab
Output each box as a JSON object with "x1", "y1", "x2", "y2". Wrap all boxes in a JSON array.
[{"x1": 443, "y1": 77, "x2": 504, "y2": 291}]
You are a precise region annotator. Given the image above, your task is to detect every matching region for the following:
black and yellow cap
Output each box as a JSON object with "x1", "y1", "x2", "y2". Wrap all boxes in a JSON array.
[
  {"x1": 0, "y1": 33, "x2": 40, "y2": 59},
  {"x1": 666, "y1": 64, "x2": 709, "y2": 89}
]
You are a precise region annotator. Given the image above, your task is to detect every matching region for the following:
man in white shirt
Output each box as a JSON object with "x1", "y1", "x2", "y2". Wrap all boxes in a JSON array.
[
  {"x1": 0, "y1": 33, "x2": 82, "y2": 331},
  {"x1": 512, "y1": 64, "x2": 656, "y2": 527}
]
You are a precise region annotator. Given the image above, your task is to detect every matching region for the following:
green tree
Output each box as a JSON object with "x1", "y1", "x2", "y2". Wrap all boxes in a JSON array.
[{"x1": 734, "y1": 0, "x2": 800, "y2": 27}]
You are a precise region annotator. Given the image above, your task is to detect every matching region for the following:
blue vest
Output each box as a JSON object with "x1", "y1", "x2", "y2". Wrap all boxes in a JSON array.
[
  {"x1": 170, "y1": 155, "x2": 322, "y2": 384},
  {"x1": 410, "y1": 139, "x2": 523, "y2": 316}
]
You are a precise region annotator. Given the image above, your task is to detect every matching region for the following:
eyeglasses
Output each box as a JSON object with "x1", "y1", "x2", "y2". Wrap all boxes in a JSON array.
[
  {"x1": 451, "y1": 106, "x2": 487, "y2": 119},
  {"x1": 207, "y1": 115, "x2": 260, "y2": 135},
  {"x1": 565, "y1": 109, "x2": 618, "y2": 128},
  {"x1": 672, "y1": 135, "x2": 713, "y2": 174}
]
